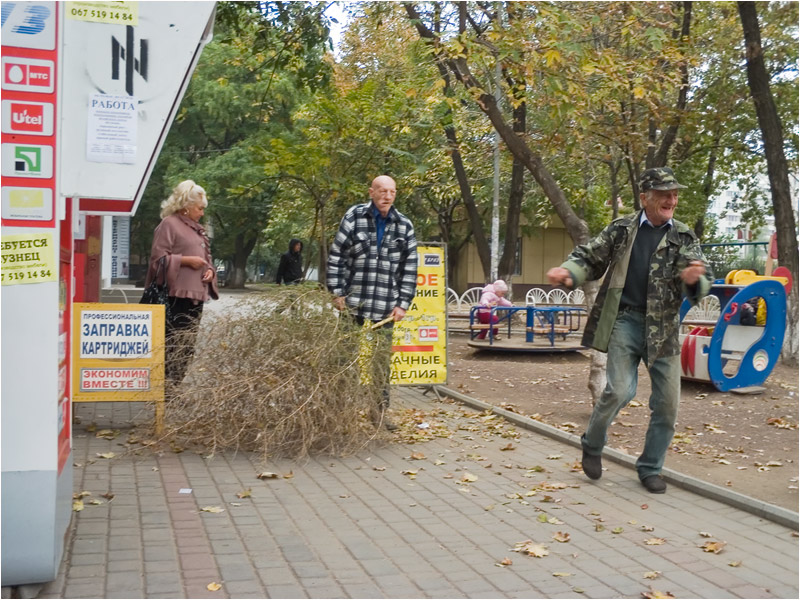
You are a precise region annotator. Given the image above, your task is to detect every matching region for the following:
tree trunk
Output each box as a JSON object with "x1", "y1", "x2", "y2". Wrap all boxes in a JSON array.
[
  {"x1": 498, "y1": 101, "x2": 526, "y2": 282},
  {"x1": 738, "y1": 1, "x2": 799, "y2": 363},
  {"x1": 228, "y1": 231, "x2": 257, "y2": 289}
]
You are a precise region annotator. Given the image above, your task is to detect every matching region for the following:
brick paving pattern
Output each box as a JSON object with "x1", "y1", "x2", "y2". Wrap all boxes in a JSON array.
[{"x1": 36, "y1": 386, "x2": 798, "y2": 599}]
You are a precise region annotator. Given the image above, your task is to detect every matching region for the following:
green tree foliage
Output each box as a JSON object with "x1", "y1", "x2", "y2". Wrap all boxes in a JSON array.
[{"x1": 134, "y1": 1, "x2": 332, "y2": 287}]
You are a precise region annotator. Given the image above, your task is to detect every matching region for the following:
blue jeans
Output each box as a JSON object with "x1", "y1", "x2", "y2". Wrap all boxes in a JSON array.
[{"x1": 581, "y1": 310, "x2": 680, "y2": 480}]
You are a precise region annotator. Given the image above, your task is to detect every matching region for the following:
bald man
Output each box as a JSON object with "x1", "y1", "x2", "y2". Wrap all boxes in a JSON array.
[{"x1": 327, "y1": 176, "x2": 418, "y2": 430}]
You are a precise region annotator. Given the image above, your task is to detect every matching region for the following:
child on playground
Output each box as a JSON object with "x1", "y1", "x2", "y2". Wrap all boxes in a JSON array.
[{"x1": 476, "y1": 280, "x2": 513, "y2": 339}]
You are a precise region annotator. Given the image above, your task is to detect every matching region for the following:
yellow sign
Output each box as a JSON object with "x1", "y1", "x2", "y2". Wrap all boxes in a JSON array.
[
  {"x1": 72, "y1": 303, "x2": 164, "y2": 402},
  {"x1": 66, "y1": 1, "x2": 138, "y2": 25},
  {"x1": 1, "y1": 233, "x2": 56, "y2": 285},
  {"x1": 390, "y1": 245, "x2": 447, "y2": 385}
]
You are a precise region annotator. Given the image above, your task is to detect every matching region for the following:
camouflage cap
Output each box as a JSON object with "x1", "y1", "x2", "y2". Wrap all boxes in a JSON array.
[{"x1": 639, "y1": 167, "x2": 687, "y2": 192}]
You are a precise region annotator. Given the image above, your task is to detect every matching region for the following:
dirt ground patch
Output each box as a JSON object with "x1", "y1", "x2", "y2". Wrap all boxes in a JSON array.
[{"x1": 446, "y1": 334, "x2": 799, "y2": 511}]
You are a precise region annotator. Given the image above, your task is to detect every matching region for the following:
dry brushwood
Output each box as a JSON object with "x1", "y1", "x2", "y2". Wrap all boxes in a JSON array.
[{"x1": 159, "y1": 287, "x2": 390, "y2": 460}]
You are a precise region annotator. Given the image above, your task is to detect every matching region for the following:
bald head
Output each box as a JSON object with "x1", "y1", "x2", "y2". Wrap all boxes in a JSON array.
[{"x1": 369, "y1": 176, "x2": 397, "y2": 217}]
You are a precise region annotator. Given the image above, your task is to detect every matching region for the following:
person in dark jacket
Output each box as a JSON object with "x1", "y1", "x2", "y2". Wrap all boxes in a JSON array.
[{"x1": 275, "y1": 238, "x2": 304, "y2": 285}]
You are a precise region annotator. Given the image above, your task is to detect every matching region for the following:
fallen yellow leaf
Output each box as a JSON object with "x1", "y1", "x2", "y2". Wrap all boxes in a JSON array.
[
  {"x1": 642, "y1": 587, "x2": 676, "y2": 599},
  {"x1": 72, "y1": 499, "x2": 84, "y2": 512},
  {"x1": 200, "y1": 506, "x2": 225, "y2": 513},
  {"x1": 643, "y1": 571, "x2": 662, "y2": 580},
  {"x1": 552, "y1": 572, "x2": 572, "y2": 577},
  {"x1": 700, "y1": 541, "x2": 726, "y2": 554},
  {"x1": 410, "y1": 452, "x2": 426, "y2": 460},
  {"x1": 206, "y1": 582, "x2": 222, "y2": 591},
  {"x1": 256, "y1": 472, "x2": 278, "y2": 479},
  {"x1": 461, "y1": 473, "x2": 478, "y2": 483},
  {"x1": 96, "y1": 452, "x2": 115, "y2": 459},
  {"x1": 512, "y1": 540, "x2": 549, "y2": 557},
  {"x1": 645, "y1": 538, "x2": 666, "y2": 545},
  {"x1": 552, "y1": 531, "x2": 571, "y2": 543},
  {"x1": 236, "y1": 488, "x2": 252, "y2": 499}
]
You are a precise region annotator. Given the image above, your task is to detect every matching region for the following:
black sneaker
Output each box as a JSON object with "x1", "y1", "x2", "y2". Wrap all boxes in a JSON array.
[
  {"x1": 581, "y1": 450, "x2": 602, "y2": 480},
  {"x1": 641, "y1": 475, "x2": 667, "y2": 494}
]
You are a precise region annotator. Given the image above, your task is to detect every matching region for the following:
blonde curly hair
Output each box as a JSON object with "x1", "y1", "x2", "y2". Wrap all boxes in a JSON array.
[{"x1": 160, "y1": 180, "x2": 208, "y2": 218}]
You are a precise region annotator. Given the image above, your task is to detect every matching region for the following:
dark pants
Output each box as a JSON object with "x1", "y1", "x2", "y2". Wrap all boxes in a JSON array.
[
  {"x1": 165, "y1": 296, "x2": 204, "y2": 384},
  {"x1": 355, "y1": 315, "x2": 393, "y2": 408}
]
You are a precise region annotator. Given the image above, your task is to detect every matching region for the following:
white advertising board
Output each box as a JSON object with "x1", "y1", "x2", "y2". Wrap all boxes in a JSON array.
[{"x1": 59, "y1": 2, "x2": 215, "y2": 212}]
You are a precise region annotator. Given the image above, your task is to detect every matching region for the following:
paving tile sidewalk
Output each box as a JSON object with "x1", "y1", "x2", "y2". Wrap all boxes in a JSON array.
[{"x1": 37, "y1": 387, "x2": 798, "y2": 599}]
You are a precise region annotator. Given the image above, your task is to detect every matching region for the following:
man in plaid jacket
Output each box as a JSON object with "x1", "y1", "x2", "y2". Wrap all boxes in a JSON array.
[{"x1": 327, "y1": 175, "x2": 418, "y2": 429}]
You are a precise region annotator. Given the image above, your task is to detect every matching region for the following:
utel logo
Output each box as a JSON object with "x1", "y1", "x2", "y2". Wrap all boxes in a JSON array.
[
  {"x1": 1, "y1": 100, "x2": 53, "y2": 136},
  {"x1": 11, "y1": 103, "x2": 44, "y2": 130}
]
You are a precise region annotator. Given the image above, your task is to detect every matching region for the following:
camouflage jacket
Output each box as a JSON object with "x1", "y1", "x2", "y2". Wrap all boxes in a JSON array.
[{"x1": 561, "y1": 211, "x2": 712, "y2": 366}]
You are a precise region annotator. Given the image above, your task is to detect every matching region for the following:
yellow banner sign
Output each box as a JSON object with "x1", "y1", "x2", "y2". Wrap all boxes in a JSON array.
[
  {"x1": 66, "y1": 1, "x2": 138, "y2": 25},
  {"x1": 1, "y1": 232, "x2": 56, "y2": 285},
  {"x1": 391, "y1": 245, "x2": 447, "y2": 385},
  {"x1": 73, "y1": 303, "x2": 164, "y2": 402}
]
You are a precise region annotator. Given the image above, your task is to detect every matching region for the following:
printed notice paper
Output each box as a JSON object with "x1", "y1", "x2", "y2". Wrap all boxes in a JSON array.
[{"x1": 86, "y1": 93, "x2": 137, "y2": 163}]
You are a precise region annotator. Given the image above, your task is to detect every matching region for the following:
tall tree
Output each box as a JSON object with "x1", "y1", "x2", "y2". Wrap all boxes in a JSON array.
[{"x1": 738, "y1": 1, "x2": 798, "y2": 363}]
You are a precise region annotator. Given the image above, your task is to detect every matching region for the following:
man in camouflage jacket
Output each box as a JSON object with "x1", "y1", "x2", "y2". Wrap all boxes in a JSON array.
[{"x1": 548, "y1": 167, "x2": 712, "y2": 494}]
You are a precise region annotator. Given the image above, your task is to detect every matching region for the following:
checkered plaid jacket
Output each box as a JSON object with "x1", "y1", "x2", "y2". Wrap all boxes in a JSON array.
[{"x1": 327, "y1": 202, "x2": 418, "y2": 322}]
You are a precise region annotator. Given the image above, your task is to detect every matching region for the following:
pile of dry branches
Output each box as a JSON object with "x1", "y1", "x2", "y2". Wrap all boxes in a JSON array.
[{"x1": 161, "y1": 287, "x2": 389, "y2": 460}]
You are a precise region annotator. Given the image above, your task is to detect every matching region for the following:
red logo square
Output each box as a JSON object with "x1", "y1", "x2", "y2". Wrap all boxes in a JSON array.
[{"x1": 10, "y1": 102, "x2": 45, "y2": 132}]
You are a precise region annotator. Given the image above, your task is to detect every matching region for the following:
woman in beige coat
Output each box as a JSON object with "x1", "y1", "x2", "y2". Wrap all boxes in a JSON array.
[{"x1": 145, "y1": 180, "x2": 219, "y2": 384}]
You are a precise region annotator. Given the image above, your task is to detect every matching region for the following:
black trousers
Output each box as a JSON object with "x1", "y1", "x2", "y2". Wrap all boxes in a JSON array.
[{"x1": 165, "y1": 296, "x2": 204, "y2": 384}]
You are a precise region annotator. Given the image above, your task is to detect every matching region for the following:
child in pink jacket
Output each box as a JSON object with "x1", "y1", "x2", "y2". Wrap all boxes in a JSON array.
[{"x1": 476, "y1": 280, "x2": 513, "y2": 339}]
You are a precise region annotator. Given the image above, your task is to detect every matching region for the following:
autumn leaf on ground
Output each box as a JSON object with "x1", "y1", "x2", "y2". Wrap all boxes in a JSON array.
[
  {"x1": 500, "y1": 443, "x2": 515, "y2": 451},
  {"x1": 410, "y1": 452, "x2": 426, "y2": 460},
  {"x1": 200, "y1": 506, "x2": 225, "y2": 513},
  {"x1": 401, "y1": 469, "x2": 418, "y2": 478},
  {"x1": 547, "y1": 454, "x2": 562, "y2": 460},
  {"x1": 95, "y1": 429, "x2": 120, "y2": 440},
  {"x1": 461, "y1": 472, "x2": 478, "y2": 483},
  {"x1": 552, "y1": 531, "x2": 570, "y2": 543},
  {"x1": 283, "y1": 471, "x2": 294, "y2": 479},
  {"x1": 645, "y1": 538, "x2": 666, "y2": 545},
  {"x1": 767, "y1": 417, "x2": 797, "y2": 430},
  {"x1": 100, "y1": 492, "x2": 115, "y2": 501},
  {"x1": 256, "y1": 472, "x2": 278, "y2": 479},
  {"x1": 547, "y1": 516, "x2": 564, "y2": 525},
  {"x1": 612, "y1": 527, "x2": 624, "y2": 534},
  {"x1": 495, "y1": 557, "x2": 513, "y2": 567},
  {"x1": 698, "y1": 531, "x2": 713, "y2": 538},
  {"x1": 236, "y1": 488, "x2": 252, "y2": 499},
  {"x1": 373, "y1": 466, "x2": 386, "y2": 471},
  {"x1": 728, "y1": 560, "x2": 742, "y2": 567},
  {"x1": 568, "y1": 461, "x2": 582, "y2": 472},
  {"x1": 434, "y1": 460, "x2": 446, "y2": 466},
  {"x1": 72, "y1": 499, "x2": 84, "y2": 512},
  {"x1": 206, "y1": 582, "x2": 222, "y2": 591},
  {"x1": 700, "y1": 541, "x2": 726, "y2": 553},
  {"x1": 595, "y1": 524, "x2": 605, "y2": 532},
  {"x1": 643, "y1": 571, "x2": 662, "y2": 580},
  {"x1": 87, "y1": 499, "x2": 103, "y2": 505},
  {"x1": 73, "y1": 491, "x2": 91, "y2": 499},
  {"x1": 642, "y1": 587, "x2": 675, "y2": 599},
  {"x1": 96, "y1": 452, "x2": 115, "y2": 459},
  {"x1": 512, "y1": 540, "x2": 549, "y2": 557},
  {"x1": 641, "y1": 525, "x2": 655, "y2": 532},
  {"x1": 552, "y1": 572, "x2": 572, "y2": 577},
  {"x1": 86, "y1": 422, "x2": 97, "y2": 432}
]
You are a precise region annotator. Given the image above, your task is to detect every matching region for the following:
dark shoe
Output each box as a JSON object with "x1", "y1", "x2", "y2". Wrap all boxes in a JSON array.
[
  {"x1": 581, "y1": 450, "x2": 602, "y2": 480},
  {"x1": 641, "y1": 475, "x2": 667, "y2": 494}
]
